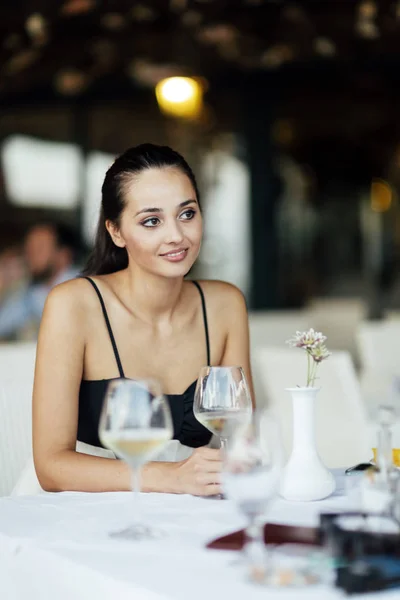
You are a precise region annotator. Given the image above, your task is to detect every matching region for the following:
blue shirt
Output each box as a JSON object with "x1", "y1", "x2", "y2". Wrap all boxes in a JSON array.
[{"x1": 0, "y1": 267, "x2": 79, "y2": 339}]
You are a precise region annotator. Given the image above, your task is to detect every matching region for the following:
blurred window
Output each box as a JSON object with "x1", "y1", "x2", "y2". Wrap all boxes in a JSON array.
[{"x1": 1, "y1": 135, "x2": 82, "y2": 209}]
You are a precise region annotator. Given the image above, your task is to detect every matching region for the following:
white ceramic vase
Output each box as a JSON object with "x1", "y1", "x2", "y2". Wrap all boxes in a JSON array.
[{"x1": 280, "y1": 387, "x2": 336, "y2": 502}]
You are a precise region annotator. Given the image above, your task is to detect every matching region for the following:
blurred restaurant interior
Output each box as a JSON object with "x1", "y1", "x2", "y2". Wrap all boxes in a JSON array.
[
  {"x1": 1, "y1": 0, "x2": 400, "y2": 313},
  {"x1": 2, "y1": 2, "x2": 400, "y2": 440}
]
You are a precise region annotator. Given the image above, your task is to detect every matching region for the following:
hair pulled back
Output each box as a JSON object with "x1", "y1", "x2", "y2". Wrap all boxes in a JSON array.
[{"x1": 82, "y1": 143, "x2": 200, "y2": 276}]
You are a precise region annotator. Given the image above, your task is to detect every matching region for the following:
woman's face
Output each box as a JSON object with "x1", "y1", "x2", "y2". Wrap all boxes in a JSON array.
[{"x1": 110, "y1": 167, "x2": 202, "y2": 278}]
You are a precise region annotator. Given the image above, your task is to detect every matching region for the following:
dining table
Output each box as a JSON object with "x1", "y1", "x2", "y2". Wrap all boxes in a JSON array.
[{"x1": 0, "y1": 470, "x2": 398, "y2": 600}]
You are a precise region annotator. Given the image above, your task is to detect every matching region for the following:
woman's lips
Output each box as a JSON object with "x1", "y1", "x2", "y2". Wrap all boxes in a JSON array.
[{"x1": 160, "y1": 248, "x2": 188, "y2": 262}]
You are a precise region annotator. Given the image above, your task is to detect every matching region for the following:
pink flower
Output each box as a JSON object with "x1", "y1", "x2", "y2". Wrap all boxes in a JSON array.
[
  {"x1": 309, "y1": 344, "x2": 331, "y2": 363},
  {"x1": 286, "y1": 328, "x2": 331, "y2": 386},
  {"x1": 286, "y1": 328, "x2": 326, "y2": 350}
]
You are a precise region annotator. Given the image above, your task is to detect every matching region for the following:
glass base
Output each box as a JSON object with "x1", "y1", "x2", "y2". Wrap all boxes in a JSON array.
[
  {"x1": 109, "y1": 523, "x2": 165, "y2": 541},
  {"x1": 245, "y1": 545, "x2": 330, "y2": 588},
  {"x1": 247, "y1": 563, "x2": 321, "y2": 588},
  {"x1": 203, "y1": 493, "x2": 226, "y2": 500}
]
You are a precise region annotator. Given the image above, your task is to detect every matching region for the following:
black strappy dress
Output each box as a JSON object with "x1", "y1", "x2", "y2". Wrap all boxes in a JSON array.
[{"x1": 77, "y1": 277, "x2": 212, "y2": 450}]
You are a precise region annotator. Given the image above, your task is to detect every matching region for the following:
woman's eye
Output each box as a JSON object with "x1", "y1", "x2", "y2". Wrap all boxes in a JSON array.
[
  {"x1": 141, "y1": 217, "x2": 160, "y2": 227},
  {"x1": 180, "y1": 209, "x2": 196, "y2": 220}
]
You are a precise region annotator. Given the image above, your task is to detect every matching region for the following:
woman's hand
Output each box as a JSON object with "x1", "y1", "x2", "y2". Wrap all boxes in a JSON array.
[{"x1": 171, "y1": 447, "x2": 222, "y2": 496}]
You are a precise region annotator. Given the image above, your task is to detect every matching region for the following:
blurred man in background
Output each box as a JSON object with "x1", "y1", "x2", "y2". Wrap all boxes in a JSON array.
[{"x1": 0, "y1": 222, "x2": 80, "y2": 340}]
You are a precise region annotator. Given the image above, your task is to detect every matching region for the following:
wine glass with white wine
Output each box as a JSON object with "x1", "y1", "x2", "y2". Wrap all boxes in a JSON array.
[
  {"x1": 194, "y1": 366, "x2": 253, "y2": 453},
  {"x1": 99, "y1": 378, "x2": 173, "y2": 540}
]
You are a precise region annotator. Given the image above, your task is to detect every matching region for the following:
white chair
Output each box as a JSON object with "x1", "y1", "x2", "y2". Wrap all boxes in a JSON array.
[
  {"x1": 0, "y1": 342, "x2": 118, "y2": 495},
  {"x1": 255, "y1": 347, "x2": 371, "y2": 468},
  {"x1": 0, "y1": 342, "x2": 37, "y2": 496},
  {"x1": 357, "y1": 320, "x2": 400, "y2": 373},
  {"x1": 356, "y1": 321, "x2": 400, "y2": 447},
  {"x1": 0, "y1": 342, "x2": 37, "y2": 379},
  {"x1": 248, "y1": 310, "x2": 312, "y2": 407},
  {"x1": 357, "y1": 368, "x2": 400, "y2": 451}
]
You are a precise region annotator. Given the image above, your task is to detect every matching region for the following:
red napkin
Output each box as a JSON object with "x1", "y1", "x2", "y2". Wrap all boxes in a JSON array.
[{"x1": 207, "y1": 523, "x2": 320, "y2": 550}]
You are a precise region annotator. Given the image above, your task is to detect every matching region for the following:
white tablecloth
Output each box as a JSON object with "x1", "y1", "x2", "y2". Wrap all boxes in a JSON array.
[{"x1": 0, "y1": 472, "x2": 398, "y2": 600}]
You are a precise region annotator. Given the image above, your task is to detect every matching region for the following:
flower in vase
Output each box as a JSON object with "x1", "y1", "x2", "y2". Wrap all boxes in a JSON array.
[
  {"x1": 286, "y1": 328, "x2": 326, "y2": 350},
  {"x1": 286, "y1": 328, "x2": 331, "y2": 387},
  {"x1": 310, "y1": 344, "x2": 331, "y2": 363}
]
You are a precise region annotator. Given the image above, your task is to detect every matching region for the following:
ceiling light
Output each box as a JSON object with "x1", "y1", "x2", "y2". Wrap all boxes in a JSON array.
[
  {"x1": 26, "y1": 13, "x2": 46, "y2": 35},
  {"x1": 155, "y1": 76, "x2": 204, "y2": 119},
  {"x1": 25, "y1": 13, "x2": 48, "y2": 46},
  {"x1": 100, "y1": 13, "x2": 126, "y2": 31},
  {"x1": 131, "y1": 4, "x2": 157, "y2": 22},
  {"x1": 169, "y1": 0, "x2": 188, "y2": 11},
  {"x1": 158, "y1": 77, "x2": 196, "y2": 103},
  {"x1": 314, "y1": 37, "x2": 336, "y2": 57},
  {"x1": 54, "y1": 68, "x2": 89, "y2": 95},
  {"x1": 5, "y1": 50, "x2": 39, "y2": 74},
  {"x1": 371, "y1": 179, "x2": 392, "y2": 212},
  {"x1": 197, "y1": 24, "x2": 237, "y2": 45},
  {"x1": 358, "y1": 0, "x2": 377, "y2": 19},
  {"x1": 356, "y1": 19, "x2": 380, "y2": 39},
  {"x1": 61, "y1": 0, "x2": 96, "y2": 16},
  {"x1": 261, "y1": 45, "x2": 293, "y2": 68}
]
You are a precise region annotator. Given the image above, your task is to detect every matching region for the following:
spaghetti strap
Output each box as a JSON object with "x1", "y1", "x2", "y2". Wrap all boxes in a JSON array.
[
  {"x1": 83, "y1": 277, "x2": 125, "y2": 378},
  {"x1": 192, "y1": 281, "x2": 211, "y2": 365}
]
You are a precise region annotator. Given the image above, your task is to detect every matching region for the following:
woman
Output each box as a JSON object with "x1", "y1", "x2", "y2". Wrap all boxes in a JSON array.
[{"x1": 33, "y1": 143, "x2": 254, "y2": 496}]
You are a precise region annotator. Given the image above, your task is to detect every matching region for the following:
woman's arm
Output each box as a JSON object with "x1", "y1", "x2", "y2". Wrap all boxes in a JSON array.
[
  {"x1": 32, "y1": 281, "x2": 221, "y2": 494},
  {"x1": 204, "y1": 281, "x2": 255, "y2": 407},
  {"x1": 32, "y1": 281, "x2": 171, "y2": 492}
]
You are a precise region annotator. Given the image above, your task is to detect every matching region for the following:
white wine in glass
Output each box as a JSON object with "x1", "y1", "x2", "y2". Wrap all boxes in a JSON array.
[
  {"x1": 195, "y1": 411, "x2": 249, "y2": 439},
  {"x1": 99, "y1": 378, "x2": 173, "y2": 540},
  {"x1": 101, "y1": 428, "x2": 172, "y2": 467},
  {"x1": 194, "y1": 366, "x2": 253, "y2": 452}
]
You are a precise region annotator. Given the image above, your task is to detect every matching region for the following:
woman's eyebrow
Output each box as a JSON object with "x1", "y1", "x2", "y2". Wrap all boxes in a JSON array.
[{"x1": 135, "y1": 199, "x2": 196, "y2": 217}]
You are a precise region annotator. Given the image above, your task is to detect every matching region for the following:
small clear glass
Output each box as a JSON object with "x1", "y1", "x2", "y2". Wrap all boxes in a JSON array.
[
  {"x1": 345, "y1": 470, "x2": 365, "y2": 510},
  {"x1": 222, "y1": 410, "x2": 284, "y2": 579},
  {"x1": 99, "y1": 378, "x2": 173, "y2": 540}
]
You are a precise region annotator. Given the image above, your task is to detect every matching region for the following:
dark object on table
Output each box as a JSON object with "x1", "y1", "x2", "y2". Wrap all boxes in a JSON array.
[
  {"x1": 345, "y1": 462, "x2": 374, "y2": 474},
  {"x1": 320, "y1": 512, "x2": 400, "y2": 594},
  {"x1": 207, "y1": 522, "x2": 320, "y2": 550},
  {"x1": 320, "y1": 512, "x2": 400, "y2": 559},
  {"x1": 336, "y1": 556, "x2": 400, "y2": 594}
]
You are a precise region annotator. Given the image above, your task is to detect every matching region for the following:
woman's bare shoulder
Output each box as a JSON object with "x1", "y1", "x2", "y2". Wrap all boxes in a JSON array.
[
  {"x1": 44, "y1": 276, "x2": 100, "y2": 315},
  {"x1": 195, "y1": 279, "x2": 247, "y2": 313}
]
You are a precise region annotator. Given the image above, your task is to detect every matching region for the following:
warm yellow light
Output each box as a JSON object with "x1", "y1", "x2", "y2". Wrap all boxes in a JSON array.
[
  {"x1": 371, "y1": 179, "x2": 392, "y2": 212},
  {"x1": 160, "y1": 78, "x2": 194, "y2": 102},
  {"x1": 155, "y1": 76, "x2": 203, "y2": 119}
]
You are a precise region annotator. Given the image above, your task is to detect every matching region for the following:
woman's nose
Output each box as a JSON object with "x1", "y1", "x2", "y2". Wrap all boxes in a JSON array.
[{"x1": 165, "y1": 220, "x2": 184, "y2": 244}]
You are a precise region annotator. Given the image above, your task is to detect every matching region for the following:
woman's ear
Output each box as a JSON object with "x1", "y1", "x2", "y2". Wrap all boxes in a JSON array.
[{"x1": 105, "y1": 220, "x2": 126, "y2": 248}]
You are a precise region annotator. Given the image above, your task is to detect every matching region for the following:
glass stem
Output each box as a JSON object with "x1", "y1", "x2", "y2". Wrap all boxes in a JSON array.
[
  {"x1": 220, "y1": 436, "x2": 228, "y2": 453},
  {"x1": 244, "y1": 516, "x2": 267, "y2": 571},
  {"x1": 131, "y1": 465, "x2": 142, "y2": 525}
]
